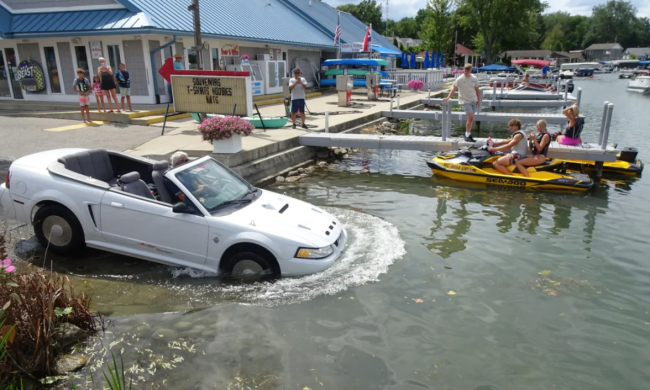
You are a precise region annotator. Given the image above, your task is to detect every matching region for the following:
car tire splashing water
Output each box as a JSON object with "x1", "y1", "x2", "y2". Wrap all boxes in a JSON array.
[{"x1": 169, "y1": 208, "x2": 406, "y2": 306}]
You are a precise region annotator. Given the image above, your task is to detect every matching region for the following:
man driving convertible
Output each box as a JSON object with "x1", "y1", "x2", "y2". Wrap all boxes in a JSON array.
[{"x1": 487, "y1": 118, "x2": 529, "y2": 176}]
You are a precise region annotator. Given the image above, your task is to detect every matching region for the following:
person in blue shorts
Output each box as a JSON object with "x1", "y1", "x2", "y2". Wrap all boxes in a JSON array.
[{"x1": 289, "y1": 68, "x2": 308, "y2": 130}]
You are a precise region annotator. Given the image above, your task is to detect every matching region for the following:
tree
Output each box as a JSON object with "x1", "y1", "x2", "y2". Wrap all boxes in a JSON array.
[
  {"x1": 393, "y1": 36, "x2": 399, "y2": 47},
  {"x1": 584, "y1": 0, "x2": 638, "y2": 49},
  {"x1": 629, "y1": 52, "x2": 638, "y2": 59},
  {"x1": 457, "y1": 0, "x2": 545, "y2": 63},
  {"x1": 542, "y1": 24, "x2": 565, "y2": 51},
  {"x1": 336, "y1": 0, "x2": 384, "y2": 33},
  {"x1": 419, "y1": 0, "x2": 453, "y2": 54}
]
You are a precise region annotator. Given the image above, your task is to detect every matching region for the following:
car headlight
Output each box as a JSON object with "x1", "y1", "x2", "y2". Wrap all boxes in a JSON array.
[{"x1": 296, "y1": 245, "x2": 334, "y2": 259}]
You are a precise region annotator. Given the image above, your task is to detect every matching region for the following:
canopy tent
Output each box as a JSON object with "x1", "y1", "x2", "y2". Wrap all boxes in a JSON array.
[
  {"x1": 371, "y1": 45, "x2": 401, "y2": 57},
  {"x1": 511, "y1": 59, "x2": 550, "y2": 68},
  {"x1": 322, "y1": 58, "x2": 389, "y2": 67}
]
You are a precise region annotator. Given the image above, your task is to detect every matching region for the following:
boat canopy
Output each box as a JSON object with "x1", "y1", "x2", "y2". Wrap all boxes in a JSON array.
[
  {"x1": 322, "y1": 58, "x2": 390, "y2": 67},
  {"x1": 512, "y1": 59, "x2": 551, "y2": 68},
  {"x1": 371, "y1": 45, "x2": 401, "y2": 57},
  {"x1": 324, "y1": 69, "x2": 390, "y2": 78},
  {"x1": 476, "y1": 64, "x2": 509, "y2": 71}
]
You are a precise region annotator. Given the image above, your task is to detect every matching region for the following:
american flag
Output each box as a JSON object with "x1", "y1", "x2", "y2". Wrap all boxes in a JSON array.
[{"x1": 334, "y1": 12, "x2": 341, "y2": 46}]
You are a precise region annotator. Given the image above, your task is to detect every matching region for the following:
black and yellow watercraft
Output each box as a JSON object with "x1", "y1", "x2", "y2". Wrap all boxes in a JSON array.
[
  {"x1": 428, "y1": 147, "x2": 594, "y2": 191},
  {"x1": 547, "y1": 147, "x2": 643, "y2": 176}
]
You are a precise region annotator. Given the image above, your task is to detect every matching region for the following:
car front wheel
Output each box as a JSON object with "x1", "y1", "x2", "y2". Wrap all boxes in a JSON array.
[
  {"x1": 222, "y1": 250, "x2": 279, "y2": 278},
  {"x1": 33, "y1": 204, "x2": 86, "y2": 255}
]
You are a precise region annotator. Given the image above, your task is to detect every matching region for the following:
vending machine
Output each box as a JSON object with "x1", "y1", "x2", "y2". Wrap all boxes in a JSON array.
[
  {"x1": 366, "y1": 73, "x2": 381, "y2": 101},
  {"x1": 226, "y1": 63, "x2": 265, "y2": 96},
  {"x1": 336, "y1": 75, "x2": 353, "y2": 107},
  {"x1": 251, "y1": 55, "x2": 287, "y2": 95}
]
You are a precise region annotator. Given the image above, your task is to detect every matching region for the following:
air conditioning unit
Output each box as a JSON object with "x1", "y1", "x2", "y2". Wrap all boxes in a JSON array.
[{"x1": 256, "y1": 54, "x2": 270, "y2": 61}]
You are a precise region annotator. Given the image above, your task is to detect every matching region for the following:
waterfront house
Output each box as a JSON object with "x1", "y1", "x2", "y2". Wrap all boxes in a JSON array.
[
  {"x1": 584, "y1": 43, "x2": 623, "y2": 61},
  {"x1": 623, "y1": 47, "x2": 650, "y2": 60}
]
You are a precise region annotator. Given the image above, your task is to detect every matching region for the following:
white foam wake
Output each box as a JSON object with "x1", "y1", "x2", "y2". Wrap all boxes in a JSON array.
[{"x1": 168, "y1": 207, "x2": 406, "y2": 306}]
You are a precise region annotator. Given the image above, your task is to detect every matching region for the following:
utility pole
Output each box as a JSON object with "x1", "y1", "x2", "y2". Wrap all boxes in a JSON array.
[{"x1": 188, "y1": 0, "x2": 203, "y2": 70}]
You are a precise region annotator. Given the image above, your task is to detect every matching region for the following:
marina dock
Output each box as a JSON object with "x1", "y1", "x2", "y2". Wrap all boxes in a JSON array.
[
  {"x1": 382, "y1": 109, "x2": 571, "y2": 124},
  {"x1": 298, "y1": 134, "x2": 619, "y2": 162},
  {"x1": 421, "y1": 98, "x2": 575, "y2": 108}
]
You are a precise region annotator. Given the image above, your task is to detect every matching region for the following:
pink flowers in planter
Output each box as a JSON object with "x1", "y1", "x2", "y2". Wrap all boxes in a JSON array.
[
  {"x1": 0, "y1": 259, "x2": 15, "y2": 275},
  {"x1": 407, "y1": 79, "x2": 425, "y2": 91},
  {"x1": 198, "y1": 115, "x2": 255, "y2": 144}
]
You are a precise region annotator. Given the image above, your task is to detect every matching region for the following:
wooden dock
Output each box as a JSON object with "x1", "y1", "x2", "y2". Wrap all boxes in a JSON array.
[{"x1": 298, "y1": 134, "x2": 619, "y2": 162}]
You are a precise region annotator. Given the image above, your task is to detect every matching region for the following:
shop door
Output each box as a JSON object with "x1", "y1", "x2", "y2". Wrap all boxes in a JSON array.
[
  {"x1": 0, "y1": 50, "x2": 12, "y2": 98},
  {"x1": 106, "y1": 45, "x2": 121, "y2": 93},
  {"x1": 3, "y1": 49, "x2": 23, "y2": 99}
]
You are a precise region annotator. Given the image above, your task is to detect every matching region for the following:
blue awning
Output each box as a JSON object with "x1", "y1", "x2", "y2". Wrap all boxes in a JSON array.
[
  {"x1": 477, "y1": 64, "x2": 508, "y2": 71},
  {"x1": 371, "y1": 45, "x2": 400, "y2": 57},
  {"x1": 639, "y1": 61, "x2": 650, "y2": 65}
]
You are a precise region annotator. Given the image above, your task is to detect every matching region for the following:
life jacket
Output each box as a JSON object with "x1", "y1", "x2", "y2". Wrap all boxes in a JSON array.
[
  {"x1": 531, "y1": 132, "x2": 550, "y2": 156},
  {"x1": 511, "y1": 130, "x2": 529, "y2": 156},
  {"x1": 565, "y1": 117, "x2": 584, "y2": 139}
]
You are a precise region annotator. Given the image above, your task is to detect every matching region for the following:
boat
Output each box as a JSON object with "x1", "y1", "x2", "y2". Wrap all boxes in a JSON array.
[
  {"x1": 427, "y1": 146, "x2": 594, "y2": 191},
  {"x1": 190, "y1": 113, "x2": 289, "y2": 128},
  {"x1": 319, "y1": 58, "x2": 394, "y2": 88},
  {"x1": 626, "y1": 71, "x2": 650, "y2": 94}
]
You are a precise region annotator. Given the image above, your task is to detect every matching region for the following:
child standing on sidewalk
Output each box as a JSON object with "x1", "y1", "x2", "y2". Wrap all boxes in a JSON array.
[
  {"x1": 72, "y1": 68, "x2": 92, "y2": 123},
  {"x1": 92, "y1": 75, "x2": 106, "y2": 112},
  {"x1": 115, "y1": 63, "x2": 134, "y2": 112}
]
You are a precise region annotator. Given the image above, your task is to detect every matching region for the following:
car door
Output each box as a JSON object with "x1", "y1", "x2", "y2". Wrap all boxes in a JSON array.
[{"x1": 99, "y1": 189, "x2": 209, "y2": 269}]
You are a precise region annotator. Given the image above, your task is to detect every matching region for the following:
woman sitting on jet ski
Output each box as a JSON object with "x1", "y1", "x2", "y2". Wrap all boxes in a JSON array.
[
  {"x1": 488, "y1": 118, "x2": 529, "y2": 176},
  {"x1": 514, "y1": 120, "x2": 551, "y2": 177}
]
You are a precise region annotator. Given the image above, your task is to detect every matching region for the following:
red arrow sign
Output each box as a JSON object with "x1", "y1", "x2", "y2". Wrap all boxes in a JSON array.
[{"x1": 158, "y1": 57, "x2": 175, "y2": 84}]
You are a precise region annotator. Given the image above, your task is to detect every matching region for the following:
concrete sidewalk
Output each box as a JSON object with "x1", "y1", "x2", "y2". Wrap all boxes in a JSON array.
[{"x1": 127, "y1": 90, "x2": 433, "y2": 159}]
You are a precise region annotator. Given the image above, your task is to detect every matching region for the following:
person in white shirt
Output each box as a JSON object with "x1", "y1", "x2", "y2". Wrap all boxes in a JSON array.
[
  {"x1": 442, "y1": 63, "x2": 481, "y2": 142},
  {"x1": 289, "y1": 68, "x2": 308, "y2": 129}
]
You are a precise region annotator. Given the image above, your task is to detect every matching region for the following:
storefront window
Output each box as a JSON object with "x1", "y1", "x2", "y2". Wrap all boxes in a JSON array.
[
  {"x1": 0, "y1": 50, "x2": 11, "y2": 97},
  {"x1": 211, "y1": 48, "x2": 220, "y2": 70},
  {"x1": 75, "y1": 46, "x2": 89, "y2": 75},
  {"x1": 3, "y1": 49, "x2": 23, "y2": 99},
  {"x1": 188, "y1": 49, "x2": 198, "y2": 70},
  {"x1": 107, "y1": 45, "x2": 121, "y2": 93},
  {"x1": 43, "y1": 47, "x2": 61, "y2": 93}
]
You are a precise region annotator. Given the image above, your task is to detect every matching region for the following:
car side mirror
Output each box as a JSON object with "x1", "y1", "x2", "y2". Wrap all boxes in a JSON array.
[{"x1": 172, "y1": 202, "x2": 192, "y2": 214}]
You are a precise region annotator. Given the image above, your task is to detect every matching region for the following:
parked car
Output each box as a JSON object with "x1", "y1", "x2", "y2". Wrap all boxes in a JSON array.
[{"x1": 0, "y1": 149, "x2": 346, "y2": 276}]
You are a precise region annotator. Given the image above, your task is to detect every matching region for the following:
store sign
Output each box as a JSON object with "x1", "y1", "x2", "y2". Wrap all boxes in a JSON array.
[
  {"x1": 251, "y1": 81, "x2": 262, "y2": 96},
  {"x1": 341, "y1": 43, "x2": 364, "y2": 53},
  {"x1": 90, "y1": 41, "x2": 102, "y2": 59},
  {"x1": 221, "y1": 45, "x2": 239, "y2": 56},
  {"x1": 240, "y1": 53, "x2": 250, "y2": 65},
  {"x1": 171, "y1": 75, "x2": 253, "y2": 116},
  {"x1": 16, "y1": 59, "x2": 45, "y2": 92}
]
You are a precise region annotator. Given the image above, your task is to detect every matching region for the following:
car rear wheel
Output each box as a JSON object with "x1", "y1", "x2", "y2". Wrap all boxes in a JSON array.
[
  {"x1": 33, "y1": 204, "x2": 85, "y2": 255},
  {"x1": 222, "y1": 250, "x2": 279, "y2": 278}
]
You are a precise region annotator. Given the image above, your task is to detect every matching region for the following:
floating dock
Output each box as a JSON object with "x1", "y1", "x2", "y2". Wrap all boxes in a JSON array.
[
  {"x1": 299, "y1": 134, "x2": 619, "y2": 162},
  {"x1": 421, "y1": 98, "x2": 575, "y2": 108},
  {"x1": 479, "y1": 90, "x2": 575, "y2": 101},
  {"x1": 382, "y1": 109, "x2": 571, "y2": 125}
]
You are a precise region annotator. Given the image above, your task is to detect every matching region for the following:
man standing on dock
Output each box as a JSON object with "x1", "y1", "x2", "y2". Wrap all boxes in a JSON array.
[
  {"x1": 443, "y1": 63, "x2": 480, "y2": 142},
  {"x1": 289, "y1": 68, "x2": 308, "y2": 130}
]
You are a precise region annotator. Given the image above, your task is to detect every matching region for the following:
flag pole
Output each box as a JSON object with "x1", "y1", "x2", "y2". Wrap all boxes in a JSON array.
[{"x1": 337, "y1": 11, "x2": 342, "y2": 59}]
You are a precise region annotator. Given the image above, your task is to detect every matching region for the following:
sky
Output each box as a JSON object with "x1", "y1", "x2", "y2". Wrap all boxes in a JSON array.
[{"x1": 323, "y1": 0, "x2": 650, "y2": 21}]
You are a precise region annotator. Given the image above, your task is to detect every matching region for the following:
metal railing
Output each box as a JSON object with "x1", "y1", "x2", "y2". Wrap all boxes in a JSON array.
[{"x1": 385, "y1": 69, "x2": 445, "y2": 89}]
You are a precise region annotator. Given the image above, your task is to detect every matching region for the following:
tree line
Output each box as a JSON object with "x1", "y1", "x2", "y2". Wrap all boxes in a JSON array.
[{"x1": 335, "y1": 0, "x2": 650, "y2": 63}]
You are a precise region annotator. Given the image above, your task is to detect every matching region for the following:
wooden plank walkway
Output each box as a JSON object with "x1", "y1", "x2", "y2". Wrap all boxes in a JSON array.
[
  {"x1": 299, "y1": 134, "x2": 619, "y2": 162},
  {"x1": 382, "y1": 109, "x2": 571, "y2": 124},
  {"x1": 420, "y1": 98, "x2": 575, "y2": 108}
]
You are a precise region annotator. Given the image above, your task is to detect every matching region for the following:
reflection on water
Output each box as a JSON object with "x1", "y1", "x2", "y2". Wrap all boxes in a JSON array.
[{"x1": 2, "y1": 74, "x2": 650, "y2": 389}]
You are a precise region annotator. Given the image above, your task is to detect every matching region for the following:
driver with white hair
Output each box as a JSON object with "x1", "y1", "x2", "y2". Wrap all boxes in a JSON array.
[{"x1": 165, "y1": 151, "x2": 208, "y2": 203}]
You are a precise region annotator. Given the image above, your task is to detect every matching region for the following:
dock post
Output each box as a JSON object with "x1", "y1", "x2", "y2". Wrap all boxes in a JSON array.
[
  {"x1": 447, "y1": 101, "x2": 453, "y2": 138},
  {"x1": 389, "y1": 96, "x2": 393, "y2": 117},
  {"x1": 500, "y1": 77, "x2": 505, "y2": 94},
  {"x1": 478, "y1": 89, "x2": 483, "y2": 114},
  {"x1": 595, "y1": 162, "x2": 604, "y2": 179},
  {"x1": 428, "y1": 88, "x2": 431, "y2": 101},
  {"x1": 598, "y1": 101, "x2": 610, "y2": 146},
  {"x1": 576, "y1": 87, "x2": 582, "y2": 108},
  {"x1": 600, "y1": 103, "x2": 614, "y2": 150},
  {"x1": 397, "y1": 95, "x2": 401, "y2": 110},
  {"x1": 441, "y1": 102, "x2": 447, "y2": 141},
  {"x1": 325, "y1": 110, "x2": 330, "y2": 133},
  {"x1": 493, "y1": 83, "x2": 497, "y2": 99}
]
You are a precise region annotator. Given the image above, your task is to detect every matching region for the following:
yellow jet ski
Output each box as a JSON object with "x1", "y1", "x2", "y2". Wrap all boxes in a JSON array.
[
  {"x1": 427, "y1": 146, "x2": 594, "y2": 192},
  {"x1": 547, "y1": 147, "x2": 643, "y2": 176}
]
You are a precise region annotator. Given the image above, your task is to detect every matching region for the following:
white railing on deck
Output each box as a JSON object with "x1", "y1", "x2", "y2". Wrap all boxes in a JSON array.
[{"x1": 385, "y1": 69, "x2": 445, "y2": 89}]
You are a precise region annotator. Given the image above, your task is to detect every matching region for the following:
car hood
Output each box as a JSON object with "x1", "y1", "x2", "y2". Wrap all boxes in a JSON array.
[{"x1": 219, "y1": 189, "x2": 342, "y2": 248}]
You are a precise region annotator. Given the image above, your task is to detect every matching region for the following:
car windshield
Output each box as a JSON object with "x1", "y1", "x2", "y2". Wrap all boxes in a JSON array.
[{"x1": 174, "y1": 159, "x2": 251, "y2": 212}]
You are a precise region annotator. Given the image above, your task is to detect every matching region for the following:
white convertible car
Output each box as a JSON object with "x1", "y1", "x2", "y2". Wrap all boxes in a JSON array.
[{"x1": 0, "y1": 149, "x2": 346, "y2": 276}]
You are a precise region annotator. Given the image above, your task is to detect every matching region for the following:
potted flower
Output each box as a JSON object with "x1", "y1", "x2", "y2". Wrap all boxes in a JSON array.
[
  {"x1": 407, "y1": 79, "x2": 425, "y2": 92},
  {"x1": 198, "y1": 115, "x2": 255, "y2": 154}
]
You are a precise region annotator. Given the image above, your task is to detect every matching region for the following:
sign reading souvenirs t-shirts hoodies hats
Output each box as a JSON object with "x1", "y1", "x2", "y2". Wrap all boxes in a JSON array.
[{"x1": 16, "y1": 59, "x2": 46, "y2": 92}]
